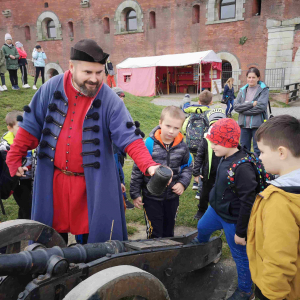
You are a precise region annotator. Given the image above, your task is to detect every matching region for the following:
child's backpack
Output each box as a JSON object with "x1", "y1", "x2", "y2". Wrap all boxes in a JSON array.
[
  {"x1": 226, "y1": 147, "x2": 275, "y2": 194},
  {"x1": 186, "y1": 108, "x2": 209, "y2": 154}
]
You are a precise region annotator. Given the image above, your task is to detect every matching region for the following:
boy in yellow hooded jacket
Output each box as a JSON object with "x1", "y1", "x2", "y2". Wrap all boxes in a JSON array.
[{"x1": 247, "y1": 115, "x2": 300, "y2": 300}]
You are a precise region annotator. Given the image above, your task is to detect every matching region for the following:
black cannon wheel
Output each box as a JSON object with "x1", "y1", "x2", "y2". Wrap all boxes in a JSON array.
[
  {"x1": 64, "y1": 265, "x2": 170, "y2": 300},
  {"x1": 0, "y1": 220, "x2": 67, "y2": 300},
  {"x1": 0, "y1": 219, "x2": 66, "y2": 254}
]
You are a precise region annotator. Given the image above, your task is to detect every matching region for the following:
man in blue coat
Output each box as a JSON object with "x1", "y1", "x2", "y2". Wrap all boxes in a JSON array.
[{"x1": 7, "y1": 39, "x2": 160, "y2": 244}]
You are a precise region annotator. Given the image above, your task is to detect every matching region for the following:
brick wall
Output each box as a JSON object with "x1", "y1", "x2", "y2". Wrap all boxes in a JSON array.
[{"x1": 0, "y1": 0, "x2": 299, "y2": 85}]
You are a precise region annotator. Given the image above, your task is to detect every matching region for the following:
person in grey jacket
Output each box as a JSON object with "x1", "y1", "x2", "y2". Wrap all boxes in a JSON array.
[
  {"x1": 130, "y1": 106, "x2": 192, "y2": 238},
  {"x1": 234, "y1": 67, "x2": 269, "y2": 156}
]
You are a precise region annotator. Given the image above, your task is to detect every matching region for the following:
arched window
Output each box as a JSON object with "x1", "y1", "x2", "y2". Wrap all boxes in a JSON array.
[
  {"x1": 47, "y1": 20, "x2": 56, "y2": 38},
  {"x1": 222, "y1": 61, "x2": 232, "y2": 87},
  {"x1": 25, "y1": 26, "x2": 31, "y2": 40},
  {"x1": 103, "y1": 17, "x2": 110, "y2": 34},
  {"x1": 220, "y1": 0, "x2": 236, "y2": 20},
  {"x1": 149, "y1": 11, "x2": 156, "y2": 29},
  {"x1": 252, "y1": 0, "x2": 261, "y2": 16},
  {"x1": 68, "y1": 21, "x2": 74, "y2": 37},
  {"x1": 192, "y1": 5, "x2": 200, "y2": 24},
  {"x1": 44, "y1": 2, "x2": 49, "y2": 8},
  {"x1": 126, "y1": 10, "x2": 137, "y2": 31}
]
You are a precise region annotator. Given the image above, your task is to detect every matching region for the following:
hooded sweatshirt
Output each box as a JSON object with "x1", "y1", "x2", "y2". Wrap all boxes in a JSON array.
[{"x1": 247, "y1": 169, "x2": 300, "y2": 300}]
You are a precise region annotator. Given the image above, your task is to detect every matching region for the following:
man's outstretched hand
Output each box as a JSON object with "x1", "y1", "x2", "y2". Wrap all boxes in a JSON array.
[
  {"x1": 147, "y1": 165, "x2": 160, "y2": 176},
  {"x1": 147, "y1": 165, "x2": 173, "y2": 185},
  {"x1": 16, "y1": 166, "x2": 28, "y2": 177}
]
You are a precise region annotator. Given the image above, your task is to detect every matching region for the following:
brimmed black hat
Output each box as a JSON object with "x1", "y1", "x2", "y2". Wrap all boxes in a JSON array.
[{"x1": 70, "y1": 39, "x2": 109, "y2": 64}]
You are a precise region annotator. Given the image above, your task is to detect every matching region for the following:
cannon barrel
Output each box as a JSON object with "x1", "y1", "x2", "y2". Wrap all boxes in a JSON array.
[{"x1": 0, "y1": 240, "x2": 125, "y2": 276}]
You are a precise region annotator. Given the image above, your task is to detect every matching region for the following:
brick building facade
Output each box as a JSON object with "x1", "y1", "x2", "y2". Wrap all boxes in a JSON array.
[{"x1": 0, "y1": 0, "x2": 299, "y2": 89}]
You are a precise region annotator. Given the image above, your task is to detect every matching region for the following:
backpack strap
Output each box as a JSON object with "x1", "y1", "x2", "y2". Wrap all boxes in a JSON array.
[
  {"x1": 145, "y1": 137, "x2": 154, "y2": 156},
  {"x1": 205, "y1": 138, "x2": 213, "y2": 180},
  {"x1": 181, "y1": 153, "x2": 193, "y2": 172}
]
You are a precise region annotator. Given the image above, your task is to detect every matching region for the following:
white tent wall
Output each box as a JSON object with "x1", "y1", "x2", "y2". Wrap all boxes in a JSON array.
[{"x1": 116, "y1": 51, "x2": 222, "y2": 97}]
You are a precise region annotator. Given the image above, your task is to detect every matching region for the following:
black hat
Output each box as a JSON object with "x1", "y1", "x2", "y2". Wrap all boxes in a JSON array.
[
  {"x1": 70, "y1": 39, "x2": 109, "y2": 64},
  {"x1": 36, "y1": 45, "x2": 41, "y2": 49}
]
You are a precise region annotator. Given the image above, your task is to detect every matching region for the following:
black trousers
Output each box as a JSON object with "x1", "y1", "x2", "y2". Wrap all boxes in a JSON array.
[
  {"x1": 0, "y1": 73, "x2": 5, "y2": 85},
  {"x1": 255, "y1": 286, "x2": 269, "y2": 300},
  {"x1": 34, "y1": 67, "x2": 45, "y2": 85},
  {"x1": 8, "y1": 69, "x2": 18, "y2": 86},
  {"x1": 13, "y1": 179, "x2": 32, "y2": 219},
  {"x1": 143, "y1": 197, "x2": 179, "y2": 239},
  {"x1": 59, "y1": 233, "x2": 89, "y2": 245},
  {"x1": 197, "y1": 178, "x2": 215, "y2": 213},
  {"x1": 19, "y1": 65, "x2": 28, "y2": 85}
]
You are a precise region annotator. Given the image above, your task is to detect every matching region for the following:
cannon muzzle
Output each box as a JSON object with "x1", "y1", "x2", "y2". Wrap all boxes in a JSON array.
[{"x1": 0, "y1": 240, "x2": 125, "y2": 276}]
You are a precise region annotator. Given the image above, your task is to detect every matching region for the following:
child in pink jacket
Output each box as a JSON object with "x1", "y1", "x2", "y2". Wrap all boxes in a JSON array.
[{"x1": 15, "y1": 41, "x2": 30, "y2": 89}]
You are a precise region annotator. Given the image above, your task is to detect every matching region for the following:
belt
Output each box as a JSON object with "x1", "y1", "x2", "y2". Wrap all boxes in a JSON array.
[{"x1": 55, "y1": 167, "x2": 85, "y2": 177}]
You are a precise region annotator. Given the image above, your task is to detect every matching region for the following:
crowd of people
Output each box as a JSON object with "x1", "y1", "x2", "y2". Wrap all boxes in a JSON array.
[
  {"x1": 0, "y1": 33, "x2": 47, "y2": 91},
  {"x1": 0, "y1": 37, "x2": 299, "y2": 300}
]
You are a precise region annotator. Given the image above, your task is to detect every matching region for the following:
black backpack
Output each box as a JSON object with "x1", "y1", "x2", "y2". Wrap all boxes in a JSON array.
[
  {"x1": 226, "y1": 147, "x2": 275, "y2": 194},
  {"x1": 0, "y1": 151, "x2": 19, "y2": 214},
  {"x1": 186, "y1": 108, "x2": 209, "y2": 154}
]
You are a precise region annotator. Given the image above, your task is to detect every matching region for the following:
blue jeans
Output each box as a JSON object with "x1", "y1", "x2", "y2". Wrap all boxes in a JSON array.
[
  {"x1": 240, "y1": 128, "x2": 260, "y2": 156},
  {"x1": 226, "y1": 99, "x2": 234, "y2": 115},
  {"x1": 197, "y1": 206, "x2": 252, "y2": 293}
]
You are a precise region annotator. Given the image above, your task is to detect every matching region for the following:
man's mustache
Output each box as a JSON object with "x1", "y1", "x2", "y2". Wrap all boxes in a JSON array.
[{"x1": 84, "y1": 81, "x2": 99, "y2": 86}]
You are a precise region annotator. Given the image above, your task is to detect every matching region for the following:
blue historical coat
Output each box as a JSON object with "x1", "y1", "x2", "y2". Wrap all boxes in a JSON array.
[{"x1": 21, "y1": 73, "x2": 141, "y2": 243}]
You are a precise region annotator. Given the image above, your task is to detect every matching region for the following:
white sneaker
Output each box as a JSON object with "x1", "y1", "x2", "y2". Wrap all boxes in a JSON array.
[
  {"x1": 0, "y1": 86, "x2": 3, "y2": 91},
  {"x1": 25, "y1": 84, "x2": 31, "y2": 88},
  {"x1": 2, "y1": 85, "x2": 7, "y2": 91},
  {"x1": 32, "y1": 85, "x2": 37, "y2": 90}
]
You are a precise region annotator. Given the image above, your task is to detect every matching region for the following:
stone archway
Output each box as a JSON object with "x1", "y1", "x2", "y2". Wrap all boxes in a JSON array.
[
  {"x1": 36, "y1": 11, "x2": 62, "y2": 41},
  {"x1": 45, "y1": 63, "x2": 64, "y2": 81},
  {"x1": 114, "y1": 0, "x2": 144, "y2": 34},
  {"x1": 217, "y1": 52, "x2": 241, "y2": 88}
]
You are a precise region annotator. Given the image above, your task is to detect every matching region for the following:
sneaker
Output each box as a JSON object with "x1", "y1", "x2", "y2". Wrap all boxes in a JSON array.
[
  {"x1": 2, "y1": 85, "x2": 7, "y2": 91},
  {"x1": 125, "y1": 199, "x2": 134, "y2": 210},
  {"x1": 227, "y1": 288, "x2": 254, "y2": 300},
  {"x1": 0, "y1": 85, "x2": 3, "y2": 91},
  {"x1": 12, "y1": 85, "x2": 17, "y2": 90},
  {"x1": 192, "y1": 182, "x2": 198, "y2": 190},
  {"x1": 194, "y1": 210, "x2": 205, "y2": 220},
  {"x1": 190, "y1": 237, "x2": 201, "y2": 245},
  {"x1": 15, "y1": 85, "x2": 20, "y2": 90},
  {"x1": 195, "y1": 192, "x2": 201, "y2": 200},
  {"x1": 33, "y1": 85, "x2": 37, "y2": 90},
  {"x1": 23, "y1": 84, "x2": 30, "y2": 89}
]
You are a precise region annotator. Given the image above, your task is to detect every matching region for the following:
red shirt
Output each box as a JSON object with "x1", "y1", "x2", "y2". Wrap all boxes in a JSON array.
[{"x1": 52, "y1": 72, "x2": 103, "y2": 234}]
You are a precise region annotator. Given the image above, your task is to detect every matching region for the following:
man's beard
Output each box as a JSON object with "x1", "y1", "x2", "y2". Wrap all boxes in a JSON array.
[{"x1": 73, "y1": 73, "x2": 102, "y2": 97}]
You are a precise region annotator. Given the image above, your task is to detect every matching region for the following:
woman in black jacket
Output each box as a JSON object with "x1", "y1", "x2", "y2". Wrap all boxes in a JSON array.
[{"x1": 222, "y1": 77, "x2": 235, "y2": 117}]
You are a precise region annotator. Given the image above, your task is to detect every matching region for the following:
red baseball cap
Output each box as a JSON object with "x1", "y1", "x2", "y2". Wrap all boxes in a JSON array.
[{"x1": 206, "y1": 118, "x2": 241, "y2": 148}]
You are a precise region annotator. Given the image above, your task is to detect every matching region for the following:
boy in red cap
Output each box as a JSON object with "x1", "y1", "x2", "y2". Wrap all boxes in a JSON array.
[{"x1": 191, "y1": 118, "x2": 257, "y2": 300}]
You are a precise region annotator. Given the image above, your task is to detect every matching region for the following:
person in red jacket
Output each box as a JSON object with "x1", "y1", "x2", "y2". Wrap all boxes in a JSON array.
[{"x1": 15, "y1": 41, "x2": 30, "y2": 89}]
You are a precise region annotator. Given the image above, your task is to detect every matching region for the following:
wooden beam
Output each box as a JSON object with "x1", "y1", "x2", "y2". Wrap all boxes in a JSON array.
[
  {"x1": 200, "y1": 63, "x2": 202, "y2": 92},
  {"x1": 210, "y1": 63, "x2": 213, "y2": 92},
  {"x1": 167, "y1": 67, "x2": 169, "y2": 95}
]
